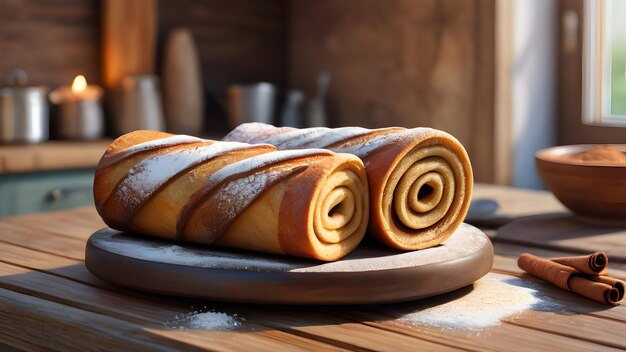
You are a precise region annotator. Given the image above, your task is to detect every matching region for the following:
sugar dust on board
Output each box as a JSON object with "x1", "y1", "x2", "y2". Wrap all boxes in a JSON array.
[
  {"x1": 165, "y1": 307, "x2": 243, "y2": 330},
  {"x1": 397, "y1": 273, "x2": 563, "y2": 330}
]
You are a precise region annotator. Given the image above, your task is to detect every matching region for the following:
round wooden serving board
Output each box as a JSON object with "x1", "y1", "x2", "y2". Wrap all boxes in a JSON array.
[{"x1": 85, "y1": 223, "x2": 493, "y2": 305}]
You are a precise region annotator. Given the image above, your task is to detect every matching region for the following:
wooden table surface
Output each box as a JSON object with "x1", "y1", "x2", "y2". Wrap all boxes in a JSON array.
[{"x1": 1, "y1": 184, "x2": 626, "y2": 351}]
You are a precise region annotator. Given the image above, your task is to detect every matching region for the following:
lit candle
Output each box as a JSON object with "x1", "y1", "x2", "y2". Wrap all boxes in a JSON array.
[
  {"x1": 49, "y1": 75, "x2": 105, "y2": 140},
  {"x1": 73, "y1": 75, "x2": 87, "y2": 95}
]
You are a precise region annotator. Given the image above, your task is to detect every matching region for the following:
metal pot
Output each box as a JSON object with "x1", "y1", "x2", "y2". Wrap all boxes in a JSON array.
[
  {"x1": 0, "y1": 69, "x2": 49, "y2": 144},
  {"x1": 112, "y1": 75, "x2": 165, "y2": 135},
  {"x1": 52, "y1": 99, "x2": 105, "y2": 140},
  {"x1": 225, "y1": 82, "x2": 277, "y2": 128}
]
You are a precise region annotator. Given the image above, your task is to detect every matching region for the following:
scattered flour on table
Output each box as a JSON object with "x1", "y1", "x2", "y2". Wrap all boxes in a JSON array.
[
  {"x1": 166, "y1": 309, "x2": 242, "y2": 330},
  {"x1": 398, "y1": 273, "x2": 542, "y2": 330}
]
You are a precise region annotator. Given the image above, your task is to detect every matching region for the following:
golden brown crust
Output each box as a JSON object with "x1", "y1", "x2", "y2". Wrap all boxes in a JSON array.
[
  {"x1": 93, "y1": 130, "x2": 369, "y2": 261},
  {"x1": 224, "y1": 123, "x2": 473, "y2": 250},
  {"x1": 278, "y1": 154, "x2": 369, "y2": 260},
  {"x1": 364, "y1": 132, "x2": 473, "y2": 250}
]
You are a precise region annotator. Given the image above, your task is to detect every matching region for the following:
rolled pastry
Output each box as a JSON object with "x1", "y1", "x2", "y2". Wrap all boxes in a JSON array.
[
  {"x1": 93, "y1": 130, "x2": 369, "y2": 261},
  {"x1": 224, "y1": 123, "x2": 473, "y2": 250}
]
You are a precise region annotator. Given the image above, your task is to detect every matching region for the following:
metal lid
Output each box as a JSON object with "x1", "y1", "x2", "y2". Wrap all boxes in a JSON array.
[{"x1": 0, "y1": 69, "x2": 48, "y2": 96}]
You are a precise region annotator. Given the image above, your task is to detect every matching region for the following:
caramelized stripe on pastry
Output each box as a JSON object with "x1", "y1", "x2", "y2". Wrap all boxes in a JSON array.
[
  {"x1": 93, "y1": 130, "x2": 369, "y2": 261},
  {"x1": 178, "y1": 149, "x2": 332, "y2": 242},
  {"x1": 224, "y1": 123, "x2": 472, "y2": 250},
  {"x1": 262, "y1": 127, "x2": 371, "y2": 149},
  {"x1": 99, "y1": 134, "x2": 206, "y2": 169},
  {"x1": 278, "y1": 154, "x2": 368, "y2": 260},
  {"x1": 330, "y1": 129, "x2": 470, "y2": 250},
  {"x1": 101, "y1": 142, "x2": 255, "y2": 228}
]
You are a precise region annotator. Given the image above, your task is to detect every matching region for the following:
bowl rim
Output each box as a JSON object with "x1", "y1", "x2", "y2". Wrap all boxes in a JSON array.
[{"x1": 535, "y1": 144, "x2": 626, "y2": 168}]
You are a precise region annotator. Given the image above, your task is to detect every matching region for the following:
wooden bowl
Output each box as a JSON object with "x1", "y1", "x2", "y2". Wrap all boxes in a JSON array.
[{"x1": 535, "y1": 145, "x2": 626, "y2": 224}]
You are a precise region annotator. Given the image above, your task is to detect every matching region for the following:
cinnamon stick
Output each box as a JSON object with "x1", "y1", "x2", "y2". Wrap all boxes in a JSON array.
[
  {"x1": 518, "y1": 253, "x2": 623, "y2": 306},
  {"x1": 518, "y1": 253, "x2": 573, "y2": 290},
  {"x1": 588, "y1": 276, "x2": 625, "y2": 302},
  {"x1": 568, "y1": 275, "x2": 621, "y2": 306},
  {"x1": 551, "y1": 252, "x2": 608, "y2": 275}
]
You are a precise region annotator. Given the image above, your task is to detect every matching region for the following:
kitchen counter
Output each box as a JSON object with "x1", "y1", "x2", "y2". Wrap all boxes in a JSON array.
[
  {"x1": 0, "y1": 140, "x2": 111, "y2": 174},
  {"x1": 1, "y1": 184, "x2": 625, "y2": 351}
]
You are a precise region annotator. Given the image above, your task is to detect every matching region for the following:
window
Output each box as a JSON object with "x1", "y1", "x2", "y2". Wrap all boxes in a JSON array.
[{"x1": 583, "y1": 0, "x2": 626, "y2": 125}]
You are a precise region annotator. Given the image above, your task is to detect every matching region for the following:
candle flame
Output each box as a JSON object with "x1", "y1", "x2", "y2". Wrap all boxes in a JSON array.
[{"x1": 72, "y1": 75, "x2": 87, "y2": 94}]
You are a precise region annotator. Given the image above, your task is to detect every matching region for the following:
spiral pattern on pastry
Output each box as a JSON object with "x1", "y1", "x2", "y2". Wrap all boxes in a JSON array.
[
  {"x1": 93, "y1": 130, "x2": 369, "y2": 261},
  {"x1": 224, "y1": 123, "x2": 473, "y2": 250}
]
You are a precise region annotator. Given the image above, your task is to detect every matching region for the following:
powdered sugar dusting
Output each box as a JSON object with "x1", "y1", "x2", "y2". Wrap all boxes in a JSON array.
[
  {"x1": 225, "y1": 124, "x2": 446, "y2": 161},
  {"x1": 216, "y1": 172, "x2": 270, "y2": 219},
  {"x1": 166, "y1": 309, "x2": 242, "y2": 330},
  {"x1": 113, "y1": 142, "x2": 251, "y2": 212},
  {"x1": 224, "y1": 122, "x2": 293, "y2": 144},
  {"x1": 313, "y1": 126, "x2": 371, "y2": 147},
  {"x1": 227, "y1": 123, "x2": 372, "y2": 150},
  {"x1": 100, "y1": 135, "x2": 206, "y2": 169},
  {"x1": 261, "y1": 127, "x2": 327, "y2": 148},
  {"x1": 397, "y1": 273, "x2": 541, "y2": 330},
  {"x1": 95, "y1": 231, "x2": 299, "y2": 271},
  {"x1": 301, "y1": 223, "x2": 490, "y2": 272},
  {"x1": 205, "y1": 167, "x2": 301, "y2": 237},
  {"x1": 205, "y1": 148, "x2": 331, "y2": 188},
  {"x1": 186, "y1": 148, "x2": 331, "y2": 238},
  {"x1": 282, "y1": 126, "x2": 370, "y2": 149},
  {"x1": 335, "y1": 130, "x2": 412, "y2": 157},
  {"x1": 93, "y1": 223, "x2": 489, "y2": 273}
]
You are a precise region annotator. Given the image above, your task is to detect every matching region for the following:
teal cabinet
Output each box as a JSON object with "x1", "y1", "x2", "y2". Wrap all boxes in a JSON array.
[{"x1": 0, "y1": 169, "x2": 95, "y2": 217}]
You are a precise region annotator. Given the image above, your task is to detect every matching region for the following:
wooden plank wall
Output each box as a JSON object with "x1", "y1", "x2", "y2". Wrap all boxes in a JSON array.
[
  {"x1": 158, "y1": 0, "x2": 287, "y2": 93},
  {"x1": 0, "y1": 0, "x2": 101, "y2": 87},
  {"x1": 0, "y1": 0, "x2": 286, "y2": 92},
  {"x1": 288, "y1": 0, "x2": 497, "y2": 182},
  {"x1": 0, "y1": 0, "x2": 497, "y2": 182},
  {"x1": 158, "y1": 0, "x2": 287, "y2": 130}
]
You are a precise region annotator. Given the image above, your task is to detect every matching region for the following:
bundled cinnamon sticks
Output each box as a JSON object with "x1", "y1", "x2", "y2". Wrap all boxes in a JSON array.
[{"x1": 518, "y1": 252, "x2": 625, "y2": 306}]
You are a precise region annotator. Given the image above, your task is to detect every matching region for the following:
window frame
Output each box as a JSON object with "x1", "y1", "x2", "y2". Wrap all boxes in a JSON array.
[{"x1": 582, "y1": 0, "x2": 626, "y2": 126}]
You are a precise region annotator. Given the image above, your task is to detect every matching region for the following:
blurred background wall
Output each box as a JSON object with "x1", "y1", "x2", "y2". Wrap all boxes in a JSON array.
[
  {"x1": 289, "y1": 0, "x2": 496, "y2": 184},
  {"x1": 2, "y1": 0, "x2": 623, "y2": 188}
]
